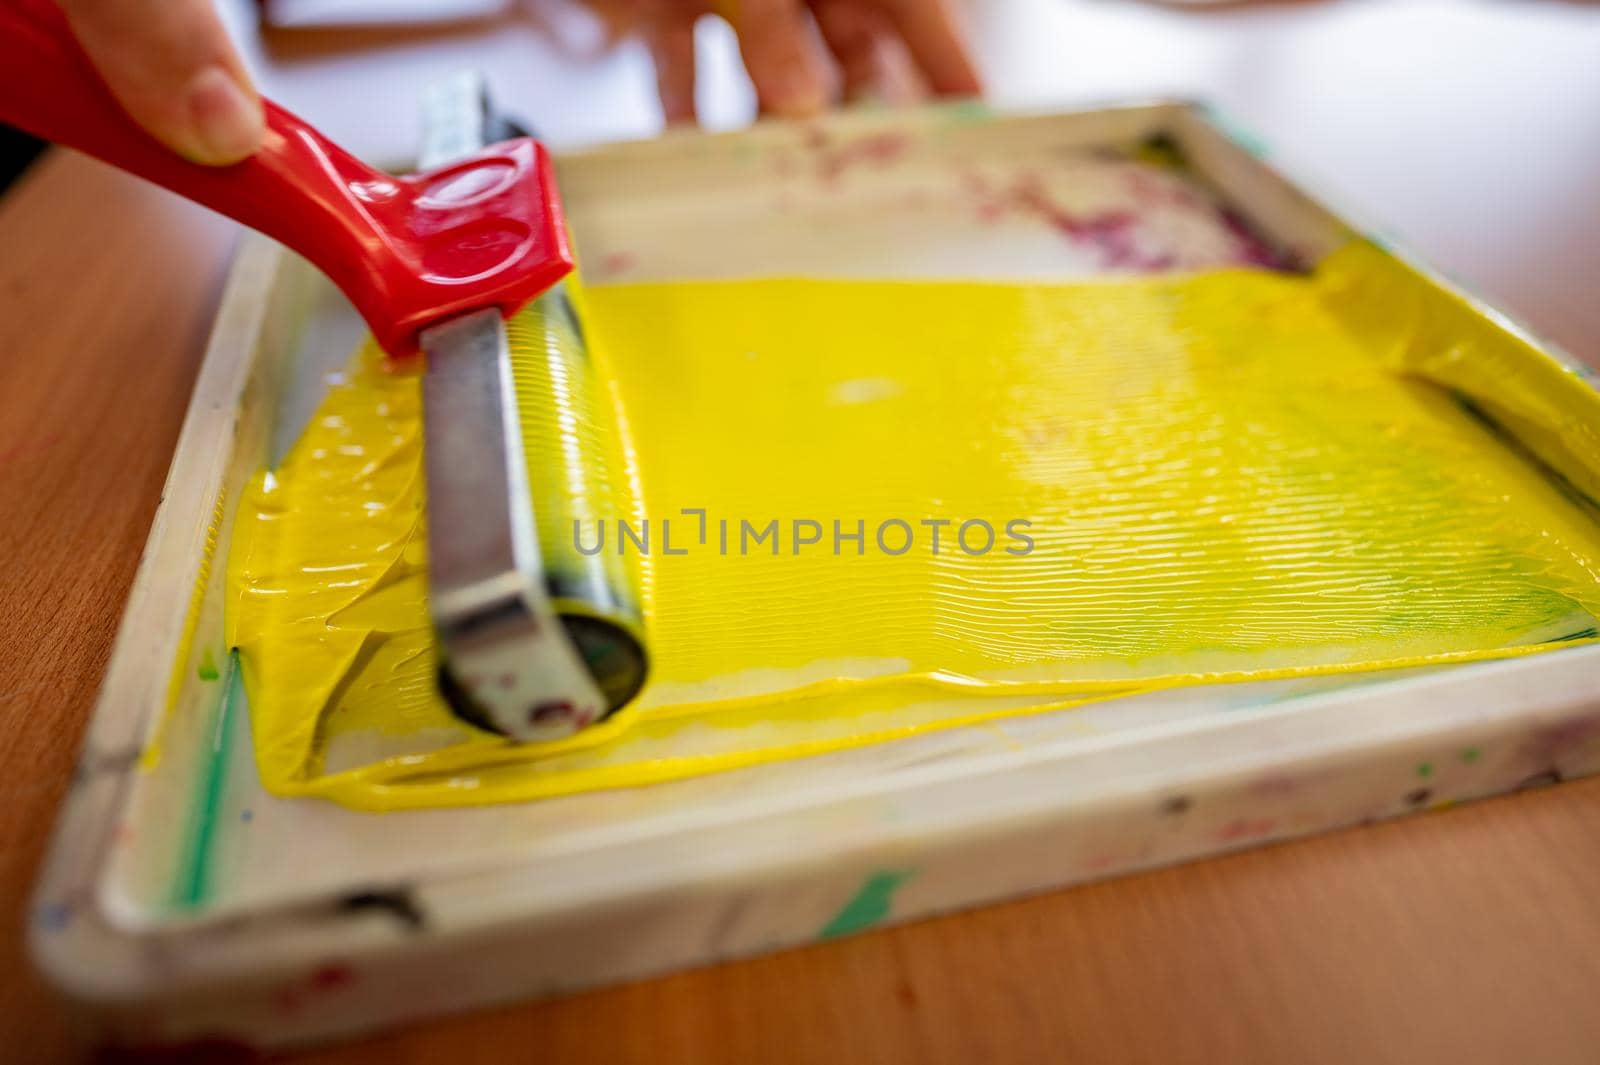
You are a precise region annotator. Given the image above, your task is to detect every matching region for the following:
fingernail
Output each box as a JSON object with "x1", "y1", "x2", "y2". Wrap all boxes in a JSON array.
[{"x1": 185, "y1": 66, "x2": 265, "y2": 165}]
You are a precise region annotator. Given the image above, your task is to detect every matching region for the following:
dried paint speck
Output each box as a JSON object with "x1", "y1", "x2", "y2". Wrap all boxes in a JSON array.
[
  {"x1": 34, "y1": 902, "x2": 72, "y2": 932},
  {"x1": 819, "y1": 870, "x2": 913, "y2": 940}
]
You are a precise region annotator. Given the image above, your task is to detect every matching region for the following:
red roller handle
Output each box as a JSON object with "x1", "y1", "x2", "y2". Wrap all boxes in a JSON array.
[{"x1": 0, "y1": 0, "x2": 572, "y2": 357}]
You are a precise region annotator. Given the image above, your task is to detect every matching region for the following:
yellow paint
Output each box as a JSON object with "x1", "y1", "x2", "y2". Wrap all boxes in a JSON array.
[{"x1": 225, "y1": 241, "x2": 1600, "y2": 810}]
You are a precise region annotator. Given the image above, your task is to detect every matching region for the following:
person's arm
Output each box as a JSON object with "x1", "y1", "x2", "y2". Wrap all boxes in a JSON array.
[{"x1": 55, "y1": 0, "x2": 263, "y2": 164}]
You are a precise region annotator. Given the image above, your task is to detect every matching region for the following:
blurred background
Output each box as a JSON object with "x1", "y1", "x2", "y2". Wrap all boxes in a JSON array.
[{"x1": 11, "y1": 0, "x2": 1597, "y2": 358}]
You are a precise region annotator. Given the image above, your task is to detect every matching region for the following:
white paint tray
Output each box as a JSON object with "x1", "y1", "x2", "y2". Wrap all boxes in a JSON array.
[{"x1": 31, "y1": 100, "x2": 1600, "y2": 1054}]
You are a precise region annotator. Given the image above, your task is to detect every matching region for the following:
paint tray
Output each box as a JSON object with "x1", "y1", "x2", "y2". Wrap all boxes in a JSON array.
[{"x1": 32, "y1": 101, "x2": 1600, "y2": 1053}]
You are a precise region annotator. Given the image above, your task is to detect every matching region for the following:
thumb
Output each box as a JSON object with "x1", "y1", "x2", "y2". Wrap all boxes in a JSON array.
[{"x1": 57, "y1": 0, "x2": 265, "y2": 165}]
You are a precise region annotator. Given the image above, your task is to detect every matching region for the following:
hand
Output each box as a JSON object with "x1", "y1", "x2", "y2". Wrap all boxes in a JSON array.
[
  {"x1": 57, "y1": 0, "x2": 265, "y2": 164},
  {"x1": 592, "y1": 0, "x2": 983, "y2": 124}
]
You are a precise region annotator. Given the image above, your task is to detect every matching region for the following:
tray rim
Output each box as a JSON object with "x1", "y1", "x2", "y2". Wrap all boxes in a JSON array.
[{"x1": 28, "y1": 97, "x2": 1600, "y2": 1050}]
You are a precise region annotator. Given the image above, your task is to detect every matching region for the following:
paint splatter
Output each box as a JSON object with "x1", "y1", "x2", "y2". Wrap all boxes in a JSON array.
[
  {"x1": 1160, "y1": 795, "x2": 1193, "y2": 815},
  {"x1": 310, "y1": 962, "x2": 355, "y2": 990},
  {"x1": 197, "y1": 648, "x2": 220, "y2": 682},
  {"x1": 1004, "y1": 175, "x2": 1172, "y2": 271},
  {"x1": 818, "y1": 870, "x2": 913, "y2": 939},
  {"x1": 1218, "y1": 207, "x2": 1285, "y2": 270},
  {"x1": 1250, "y1": 774, "x2": 1299, "y2": 797},
  {"x1": 1215, "y1": 817, "x2": 1277, "y2": 843},
  {"x1": 1416, "y1": 762, "x2": 1435, "y2": 779},
  {"x1": 1521, "y1": 716, "x2": 1600, "y2": 764},
  {"x1": 599, "y1": 250, "x2": 637, "y2": 278},
  {"x1": 34, "y1": 901, "x2": 72, "y2": 933},
  {"x1": 1123, "y1": 167, "x2": 1203, "y2": 211},
  {"x1": 812, "y1": 132, "x2": 910, "y2": 186},
  {"x1": 937, "y1": 98, "x2": 992, "y2": 126}
]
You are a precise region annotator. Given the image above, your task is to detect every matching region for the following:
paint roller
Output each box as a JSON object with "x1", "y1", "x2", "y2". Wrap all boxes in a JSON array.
[
  {"x1": 420, "y1": 74, "x2": 648, "y2": 734},
  {"x1": 0, "y1": 1, "x2": 645, "y2": 741}
]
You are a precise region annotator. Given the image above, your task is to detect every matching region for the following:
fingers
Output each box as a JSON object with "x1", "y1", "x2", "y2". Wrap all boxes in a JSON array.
[
  {"x1": 646, "y1": 9, "x2": 701, "y2": 124},
  {"x1": 878, "y1": 0, "x2": 981, "y2": 97},
  {"x1": 811, "y1": 0, "x2": 888, "y2": 103},
  {"x1": 57, "y1": 0, "x2": 264, "y2": 164},
  {"x1": 723, "y1": 0, "x2": 830, "y2": 117}
]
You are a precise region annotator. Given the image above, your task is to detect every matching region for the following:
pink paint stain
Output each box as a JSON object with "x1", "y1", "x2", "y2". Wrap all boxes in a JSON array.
[
  {"x1": 1008, "y1": 175, "x2": 1151, "y2": 270},
  {"x1": 273, "y1": 963, "x2": 357, "y2": 1016},
  {"x1": 959, "y1": 170, "x2": 1009, "y2": 225},
  {"x1": 1123, "y1": 168, "x2": 1203, "y2": 212},
  {"x1": 1083, "y1": 851, "x2": 1123, "y2": 873},
  {"x1": 1218, "y1": 207, "x2": 1284, "y2": 270},
  {"x1": 599, "y1": 250, "x2": 637, "y2": 278},
  {"x1": 1122, "y1": 166, "x2": 1285, "y2": 270},
  {"x1": 310, "y1": 963, "x2": 355, "y2": 990},
  {"x1": 964, "y1": 166, "x2": 1285, "y2": 274},
  {"x1": 1216, "y1": 817, "x2": 1278, "y2": 843},
  {"x1": 1250, "y1": 774, "x2": 1300, "y2": 798},
  {"x1": 962, "y1": 171, "x2": 1167, "y2": 271},
  {"x1": 0, "y1": 429, "x2": 66, "y2": 467},
  {"x1": 1520, "y1": 714, "x2": 1600, "y2": 763},
  {"x1": 813, "y1": 132, "x2": 910, "y2": 187}
]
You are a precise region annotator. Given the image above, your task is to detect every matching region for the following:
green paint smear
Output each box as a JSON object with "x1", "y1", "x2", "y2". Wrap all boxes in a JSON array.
[
  {"x1": 1200, "y1": 103, "x2": 1270, "y2": 158},
  {"x1": 818, "y1": 870, "x2": 913, "y2": 940},
  {"x1": 938, "y1": 98, "x2": 992, "y2": 125},
  {"x1": 1417, "y1": 761, "x2": 1435, "y2": 778},
  {"x1": 173, "y1": 649, "x2": 241, "y2": 909},
  {"x1": 197, "y1": 648, "x2": 219, "y2": 681},
  {"x1": 1461, "y1": 747, "x2": 1482, "y2": 763}
]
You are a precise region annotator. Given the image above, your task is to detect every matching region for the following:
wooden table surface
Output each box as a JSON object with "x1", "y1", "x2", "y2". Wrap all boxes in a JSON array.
[{"x1": 4, "y1": 1, "x2": 1600, "y2": 1061}]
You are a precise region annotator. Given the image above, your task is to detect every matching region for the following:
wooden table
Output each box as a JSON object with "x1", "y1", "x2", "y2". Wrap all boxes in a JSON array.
[{"x1": 4, "y1": 1, "x2": 1599, "y2": 1061}]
